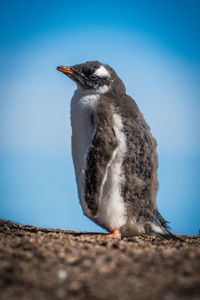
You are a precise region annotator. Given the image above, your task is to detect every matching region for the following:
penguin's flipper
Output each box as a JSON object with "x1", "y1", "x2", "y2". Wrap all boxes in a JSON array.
[{"x1": 84, "y1": 110, "x2": 119, "y2": 217}]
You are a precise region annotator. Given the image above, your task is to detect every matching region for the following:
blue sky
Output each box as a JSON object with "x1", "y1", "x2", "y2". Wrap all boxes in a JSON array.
[{"x1": 0, "y1": 0, "x2": 200, "y2": 235}]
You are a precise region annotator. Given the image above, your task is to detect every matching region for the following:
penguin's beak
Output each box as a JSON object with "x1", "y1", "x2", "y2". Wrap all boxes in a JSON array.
[{"x1": 57, "y1": 66, "x2": 75, "y2": 75}]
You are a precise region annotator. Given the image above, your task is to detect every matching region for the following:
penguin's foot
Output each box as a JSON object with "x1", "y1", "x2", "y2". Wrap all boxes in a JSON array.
[{"x1": 103, "y1": 228, "x2": 121, "y2": 239}]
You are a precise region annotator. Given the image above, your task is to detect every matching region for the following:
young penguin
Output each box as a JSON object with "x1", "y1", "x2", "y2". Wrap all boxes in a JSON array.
[{"x1": 57, "y1": 61, "x2": 179, "y2": 240}]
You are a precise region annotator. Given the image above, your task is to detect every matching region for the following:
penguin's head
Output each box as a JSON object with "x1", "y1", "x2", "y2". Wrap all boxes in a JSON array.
[{"x1": 57, "y1": 61, "x2": 125, "y2": 95}]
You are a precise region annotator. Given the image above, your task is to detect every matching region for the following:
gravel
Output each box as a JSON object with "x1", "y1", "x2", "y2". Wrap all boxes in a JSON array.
[{"x1": 0, "y1": 220, "x2": 200, "y2": 300}]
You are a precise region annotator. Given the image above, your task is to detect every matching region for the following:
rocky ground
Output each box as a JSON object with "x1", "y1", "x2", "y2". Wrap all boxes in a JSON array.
[{"x1": 0, "y1": 220, "x2": 200, "y2": 300}]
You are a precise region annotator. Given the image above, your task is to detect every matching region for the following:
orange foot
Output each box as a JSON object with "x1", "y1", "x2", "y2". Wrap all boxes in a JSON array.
[{"x1": 102, "y1": 228, "x2": 121, "y2": 239}]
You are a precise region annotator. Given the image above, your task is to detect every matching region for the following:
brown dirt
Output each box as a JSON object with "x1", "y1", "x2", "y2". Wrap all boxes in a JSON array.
[{"x1": 0, "y1": 220, "x2": 200, "y2": 300}]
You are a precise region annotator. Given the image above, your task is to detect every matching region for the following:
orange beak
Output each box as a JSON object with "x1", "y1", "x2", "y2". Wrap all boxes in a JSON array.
[{"x1": 57, "y1": 66, "x2": 75, "y2": 75}]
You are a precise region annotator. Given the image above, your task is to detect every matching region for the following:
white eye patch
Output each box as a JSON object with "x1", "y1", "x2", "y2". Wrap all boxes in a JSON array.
[{"x1": 93, "y1": 65, "x2": 110, "y2": 78}]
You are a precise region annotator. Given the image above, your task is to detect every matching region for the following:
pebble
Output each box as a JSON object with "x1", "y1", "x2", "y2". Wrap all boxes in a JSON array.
[{"x1": 57, "y1": 269, "x2": 68, "y2": 280}]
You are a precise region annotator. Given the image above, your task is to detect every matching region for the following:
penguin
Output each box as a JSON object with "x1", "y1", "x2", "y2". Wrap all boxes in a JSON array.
[{"x1": 57, "y1": 61, "x2": 179, "y2": 240}]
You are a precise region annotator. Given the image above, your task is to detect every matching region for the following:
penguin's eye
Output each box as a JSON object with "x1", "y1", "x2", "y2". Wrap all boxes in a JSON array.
[{"x1": 89, "y1": 74, "x2": 98, "y2": 80}]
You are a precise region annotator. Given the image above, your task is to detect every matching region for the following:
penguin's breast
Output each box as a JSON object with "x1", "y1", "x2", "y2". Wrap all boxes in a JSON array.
[{"x1": 70, "y1": 90, "x2": 99, "y2": 204}]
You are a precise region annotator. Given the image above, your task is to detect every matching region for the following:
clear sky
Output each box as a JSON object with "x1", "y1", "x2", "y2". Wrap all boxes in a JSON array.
[{"x1": 0, "y1": 0, "x2": 200, "y2": 235}]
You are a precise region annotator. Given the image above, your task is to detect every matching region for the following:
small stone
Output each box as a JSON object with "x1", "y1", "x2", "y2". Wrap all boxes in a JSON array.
[
  {"x1": 57, "y1": 269, "x2": 68, "y2": 280},
  {"x1": 69, "y1": 281, "x2": 81, "y2": 291},
  {"x1": 71, "y1": 249, "x2": 80, "y2": 255}
]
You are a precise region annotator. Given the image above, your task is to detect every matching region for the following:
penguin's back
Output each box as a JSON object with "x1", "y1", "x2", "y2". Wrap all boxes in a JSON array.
[{"x1": 109, "y1": 93, "x2": 159, "y2": 234}]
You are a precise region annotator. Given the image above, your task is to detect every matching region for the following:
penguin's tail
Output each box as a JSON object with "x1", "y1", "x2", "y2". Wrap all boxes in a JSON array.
[
  {"x1": 151, "y1": 223, "x2": 182, "y2": 241},
  {"x1": 150, "y1": 210, "x2": 182, "y2": 241}
]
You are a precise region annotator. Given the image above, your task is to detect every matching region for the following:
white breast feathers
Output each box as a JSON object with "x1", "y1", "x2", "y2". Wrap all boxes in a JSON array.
[{"x1": 70, "y1": 89, "x2": 99, "y2": 212}]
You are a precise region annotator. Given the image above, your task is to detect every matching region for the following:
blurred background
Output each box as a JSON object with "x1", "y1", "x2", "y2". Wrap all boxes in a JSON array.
[{"x1": 0, "y1": 0, "x2": 199, "y2": 235}]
